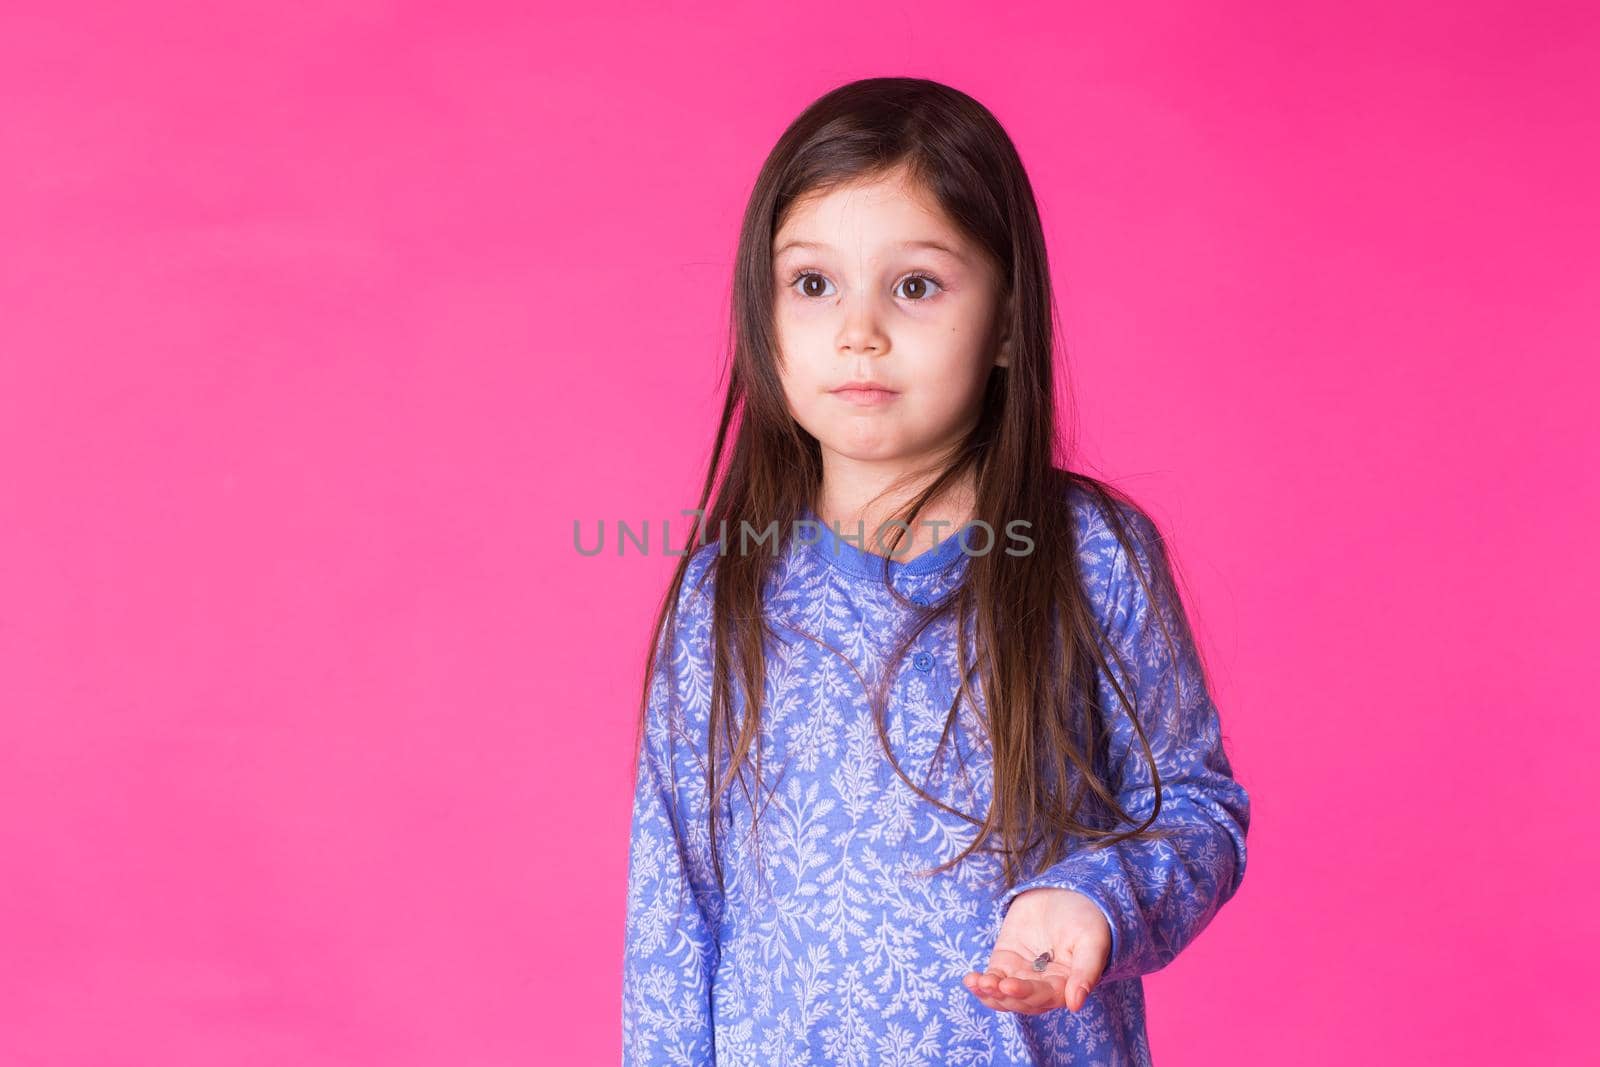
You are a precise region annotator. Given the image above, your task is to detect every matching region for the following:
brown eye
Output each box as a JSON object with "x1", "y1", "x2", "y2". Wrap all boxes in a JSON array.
[
  {"x1": 791, "y1": 272, "x2": 835, "y2": 298},
  {"x1": 897, "y1": 273, "x2": 943, "y2": 301}
]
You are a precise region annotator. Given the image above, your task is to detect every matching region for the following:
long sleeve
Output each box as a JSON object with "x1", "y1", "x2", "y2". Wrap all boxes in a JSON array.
[
  {"x1": 622, "y1": 562, "x2": 723, "y2": 1065},
  {"x1": 995, "y1": 505, "x2": 1251, "y2": 985}
]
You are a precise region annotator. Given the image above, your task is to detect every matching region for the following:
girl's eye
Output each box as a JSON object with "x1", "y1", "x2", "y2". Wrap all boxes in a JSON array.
[
  {"x1": 785, "y1": 270, "x2": 945, "y2": 301},
  {"x1": 790, "y1": 271, "x2": 836, "y2": 299},
  {"x1": 895, "y1": 272, "x2": 943, "y2": 301}
]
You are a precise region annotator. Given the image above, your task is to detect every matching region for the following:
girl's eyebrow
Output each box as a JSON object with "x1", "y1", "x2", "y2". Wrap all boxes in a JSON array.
[{"x1": 773, "y1": 238, "x2": 969, "y2": 263}]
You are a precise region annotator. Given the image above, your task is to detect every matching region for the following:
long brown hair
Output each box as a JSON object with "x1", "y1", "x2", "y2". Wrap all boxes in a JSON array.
[{"x1": 633, "y1": 76, "x2": 1201, "y2": 901}]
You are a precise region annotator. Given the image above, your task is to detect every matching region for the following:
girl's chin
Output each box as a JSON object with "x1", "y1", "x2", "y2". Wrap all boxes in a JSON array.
[{"x1": 817, "y1": 435, "x2": 925, "y2": 465}]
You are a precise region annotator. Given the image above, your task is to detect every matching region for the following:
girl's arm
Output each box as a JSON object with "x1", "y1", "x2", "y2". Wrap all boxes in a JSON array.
[
  {"x1": 994, "y1": 505, "x2": 1251, "y2": 985},
  {"x1": 622, "y1": 557, "x2": 721, "y2": 1065}
]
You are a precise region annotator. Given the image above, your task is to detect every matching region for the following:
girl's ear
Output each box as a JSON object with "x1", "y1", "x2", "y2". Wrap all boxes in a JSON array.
[{"x1": 993, "y1": 295, "x2": 1015, "y2": 368}]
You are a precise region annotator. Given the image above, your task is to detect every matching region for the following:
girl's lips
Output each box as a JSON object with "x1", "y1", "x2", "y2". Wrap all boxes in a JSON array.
[{"x1": 830, "y1": 387, "x2": 900, "y2": 406}]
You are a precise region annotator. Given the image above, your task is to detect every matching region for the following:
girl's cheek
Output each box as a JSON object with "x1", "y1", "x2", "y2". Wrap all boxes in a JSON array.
[{"x1": 782, "y1": 300, "x2": 834, "y2": 322}]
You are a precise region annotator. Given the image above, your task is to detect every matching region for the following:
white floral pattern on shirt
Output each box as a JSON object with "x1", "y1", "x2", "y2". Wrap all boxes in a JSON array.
[{"x1": 623, "y1": 486, "x2": 1250, "y2": 1065}]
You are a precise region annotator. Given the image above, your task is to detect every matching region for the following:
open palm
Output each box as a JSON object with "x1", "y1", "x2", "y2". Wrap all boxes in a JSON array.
[{"x1": 961, "y1": 887, "x2": 1111, "y2": 1015}]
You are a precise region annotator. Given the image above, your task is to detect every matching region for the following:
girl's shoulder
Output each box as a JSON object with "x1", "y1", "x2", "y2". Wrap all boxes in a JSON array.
[
  {"x1": 1059, "y1": 472, "x2": 1172, "y2": 619},
  {"x1": 1062, "y1": 474, "x2": 1163, "y2": 562},
  {"x1": 666, "y1": 541, "x2": 720, "y2": 630}
]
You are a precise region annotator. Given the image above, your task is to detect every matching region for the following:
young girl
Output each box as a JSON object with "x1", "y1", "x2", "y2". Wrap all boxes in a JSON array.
[{"x1": 621, "y1": 77, "x2": 1249, "y2": 1066}]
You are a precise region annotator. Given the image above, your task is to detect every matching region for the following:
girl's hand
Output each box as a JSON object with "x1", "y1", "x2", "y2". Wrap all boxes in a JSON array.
[{"x1": 962, "y1": 887, "x2": 1111, "y2": 1014}]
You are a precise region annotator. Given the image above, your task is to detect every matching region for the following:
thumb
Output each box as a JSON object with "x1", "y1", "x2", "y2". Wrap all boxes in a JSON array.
[{"x1": 1063, "y1": 941, "x2": 1099, "y2": 1012}]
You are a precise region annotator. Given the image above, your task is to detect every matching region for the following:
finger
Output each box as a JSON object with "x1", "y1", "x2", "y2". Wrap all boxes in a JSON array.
[
  {"x1": 971, "y1": 987, "x2": 1021, "y2": 1014},
  {"x1": 970, "y1": 990, "x2": 1009, "y2": 1013},
  {"x1": 984, "y1": 955, "x2": 1066, "y2": 1012},
  {"x1": 991, "y1": 952, "x2": 1062, "y2": 1001},
  {"x1": 994, "y1": 973, "x2": 1045, "y2": 1001},
  {"x1": 1064, "y1": 945, "x2": 1100, "y2": 1012},
  {"x1": 986, "y1": 947, "x2": 1035, "y2": 976},
  {"x1": 962, "y1": 976, "x2": 1006, "y2": 1011},
  {"x1": 973, "y1": 966, "x2": 1051, "y2": 1013},
  {"x1": 963, "y1": 972, "x2": 998, "y2": 998},
  {"x1": 972, "y1": 968, "x2": 1024, "y2": 1009},
  {"x1": 1011, "y1": 976, "x2": 1066, "y2": 1014}
]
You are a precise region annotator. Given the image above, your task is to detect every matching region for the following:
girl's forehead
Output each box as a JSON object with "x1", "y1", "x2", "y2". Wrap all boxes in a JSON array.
[
  {"x1": 775, "y1": 183, "x2": 967, "y2": 258},
  {"x1": 782, "y1": 172, "x2": 943, "y2": 226}
]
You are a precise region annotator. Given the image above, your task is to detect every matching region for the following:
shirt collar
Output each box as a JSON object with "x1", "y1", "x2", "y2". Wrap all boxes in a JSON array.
[{"x1": 797, "y1": 504, "x2": 976, "y2": 579}]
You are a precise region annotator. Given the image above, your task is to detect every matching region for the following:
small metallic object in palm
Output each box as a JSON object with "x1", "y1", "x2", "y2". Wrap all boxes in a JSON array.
[{"x1": 1031, "y1": 950, "x2": 1052, "y2": 972}]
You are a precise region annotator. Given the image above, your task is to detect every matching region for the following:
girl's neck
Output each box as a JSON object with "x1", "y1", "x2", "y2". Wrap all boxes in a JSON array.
[{"x1": 814, "y1": 464, "x2": 976, "y2": 561}]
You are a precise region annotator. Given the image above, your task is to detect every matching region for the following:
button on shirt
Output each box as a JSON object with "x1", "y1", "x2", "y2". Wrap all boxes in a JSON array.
[{"x1": 622, "y1": 487, "x2": 1250, "y2": 1066}]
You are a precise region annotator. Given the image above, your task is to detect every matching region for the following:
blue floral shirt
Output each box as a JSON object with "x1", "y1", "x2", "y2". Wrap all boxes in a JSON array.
[{"x1": 622, "y1": 486, "x2": 1250, "y2": 1065}]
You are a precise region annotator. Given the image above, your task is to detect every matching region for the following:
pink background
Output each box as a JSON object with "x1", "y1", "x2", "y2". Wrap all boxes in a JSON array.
[{"x1": 1, "y1": 2, "x2": 1594, "y2": 1063}]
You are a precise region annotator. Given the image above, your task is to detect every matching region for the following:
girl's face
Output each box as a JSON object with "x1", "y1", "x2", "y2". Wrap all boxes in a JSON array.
[{"x1": 771, "y1": 168, "x2": 1010, "y2": 474}]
